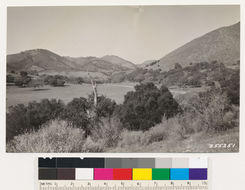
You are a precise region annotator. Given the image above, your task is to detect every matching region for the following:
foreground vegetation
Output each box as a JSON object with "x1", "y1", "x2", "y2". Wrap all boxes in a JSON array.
[
  {"x1": 6, "y1": 61, "x2": 239, "y2": 152},
  {"x1": 6, "y1": 82, "x2": 239, "y2": 152}
]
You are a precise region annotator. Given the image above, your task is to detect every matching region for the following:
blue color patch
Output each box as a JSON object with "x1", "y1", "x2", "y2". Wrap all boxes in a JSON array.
[{"x1": 170, "y1": 168, "x2": 189, "y2": 180}]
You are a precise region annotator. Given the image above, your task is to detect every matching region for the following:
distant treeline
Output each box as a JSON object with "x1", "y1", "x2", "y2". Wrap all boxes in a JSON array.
[
  {"x1": 7, "y1": 61, "x2": 239, "y2": 90},
  {"x1": 110, "y1": 61, "x2": 239, "y2": 86},
  {"x1": 6, "y1": 71, "x2": 106, "y2": 88},
  {"x1": 7, "y1": 71, "x2": 67, "y2": 87}
]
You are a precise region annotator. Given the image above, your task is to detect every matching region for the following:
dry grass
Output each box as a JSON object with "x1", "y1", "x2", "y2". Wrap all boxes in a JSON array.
[
  {"x1": 110, "y1": 127, "x2": 239, "y2": 153},
  {"x1": 6, "y1": 120, "x2": 85, "y2": 152},
  {"x1": 6, "y1": 118, "x2": 122, "y2": 153},
  {"x1": 113, "y1": 118, "x2": 173, "y2": 152}
]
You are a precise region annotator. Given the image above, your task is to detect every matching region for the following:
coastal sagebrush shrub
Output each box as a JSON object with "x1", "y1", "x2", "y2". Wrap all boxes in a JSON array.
[
  {"x1": 117, "y1": 130, "x2": 146, "y2": 148},
  {"x1": 90, "y1": 117, "x2": 122, "y2": 148},
  {"x1": 6, "y1": 120, "x2": 85, "y2": 152},
  {"x1": 144, "y1": 124, "x2": 168, "y2": 144}
]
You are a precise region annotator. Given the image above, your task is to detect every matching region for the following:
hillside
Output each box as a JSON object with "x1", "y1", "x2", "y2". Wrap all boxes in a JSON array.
[
  {"x1": 146, "y1": 22, "x2": 240, "y2": 71},
  {"x1": 7, "y1": 49, "x2": 137, "y2": 74},
  {"x1": 138, "y1": 60, "x2": 158, "y2": 68},
  {"x1": 101, "y1": 55, "x2": 137, "y2": 70},
  {"x1": 7, "y1": 49, "x2": 72, "y2": 72}
]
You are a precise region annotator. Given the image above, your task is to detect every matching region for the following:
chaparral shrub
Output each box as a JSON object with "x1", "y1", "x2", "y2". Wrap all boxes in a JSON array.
[
  {"x1": 116, "y1": 82, "x2": 181, "y2": 131},
  {"x1": 61, "y1": 97, "x2": 91, "y2": 136},
  {"x1": 6, "y1": 99, "x2": 65, "y2": 141}
]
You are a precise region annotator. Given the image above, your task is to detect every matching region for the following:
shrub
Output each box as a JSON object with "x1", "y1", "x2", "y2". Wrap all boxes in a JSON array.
[
  {"x1": 153, "y1": 116, "x2": 188, "y2": 141},
  {"x1": 144, "y1": 124, "x2": 168, "y2": 144},
  {"x1": 6, "y1": 74, "x2": 15, "y2": 83},
  {"x1": 223, "y1": 105, "x2": 239, "y2": 129},
  {"x1": 117, "y1": 119, "x2": 174, "y2": 149},
  {"x1": 62, "y1": 94, "x2": 118, "y2": 136},
  {"x1": 183, "y1": 88, "x2": 238, "y2": 131},
  {"x1": 6, "y1": 120, "x2": 85, "y2": 153},
  {"x1": 88, "y1": 95, "x2": 117, "y2": 119},
  {"x1": 62, "y1": 97, "x2": 91, "y2": 136},
  {"x1": 48, "y1": 78, "x2": 65, "y2": 87},
  {"x1": 6, "y1": 99, "x2": 65, "y2": 141},
  {"x1": 82, "y1": 137, "x2": 105, "y2": 152},
  {"x1": 44, "y1": 75, "x2": 66, "y2": 87},
  {"x1": 20, "y1": 71, "x2": 28, "y2": 77},
  {"x1": 116, "y1": 82, "x2": 181, "y2": 131},
  {"x1": 28, "y1": 78, "x2": 44, "y2": 88},
  {"x1": 90, "y1": 117, "x2": 122, "y2": 148},
  {"x1": 6, "y1": 104, "x2": 28, "y2": 141},
  {"x1": 14, "y1": 75, "x2": 31, "y2": 87},
  {"x1": 117, "y1": 130, "x2": 146, "y2": 148},
  {"x1": 76, "y1": 77, "x2": 84, "y2": 84},
  {"x1": 174, "y1": 63, "x2": 182, "y2": 70},
  {"x1": 221, "y1": 70, "x2": 239, "y2": 105}
]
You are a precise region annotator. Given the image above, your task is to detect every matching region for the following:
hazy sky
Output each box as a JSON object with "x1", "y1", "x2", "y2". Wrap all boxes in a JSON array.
[{"x1": 7, "y1": 6, "x2": 240, "y2": 64}]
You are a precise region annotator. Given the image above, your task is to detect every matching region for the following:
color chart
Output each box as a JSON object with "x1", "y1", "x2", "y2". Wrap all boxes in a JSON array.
[{"x1": 38, "y1": 157, "x2": 208, "y2": 190}]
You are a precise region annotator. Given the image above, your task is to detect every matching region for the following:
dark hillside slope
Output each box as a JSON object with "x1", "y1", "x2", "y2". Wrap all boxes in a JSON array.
[{"x1": 146, "y1": 22, "x2": 240, "y2": 71}]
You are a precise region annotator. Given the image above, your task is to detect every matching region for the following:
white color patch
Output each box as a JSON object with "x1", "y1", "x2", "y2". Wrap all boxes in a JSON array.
[
  {"x1": 189, "y1": 157, "x2": 208, "y2": 168},
  {"x1": 75, "y1": 168, "x2": 93, "y2": 180}
]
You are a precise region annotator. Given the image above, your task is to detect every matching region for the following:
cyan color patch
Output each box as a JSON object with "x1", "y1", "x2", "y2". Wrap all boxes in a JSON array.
[{"x1": 170, "y1": 168, "x2": 189, "y2": 180}]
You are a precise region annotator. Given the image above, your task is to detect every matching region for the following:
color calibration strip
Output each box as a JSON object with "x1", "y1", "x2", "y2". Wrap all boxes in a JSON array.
[{"x1": 39, "y1": 157, "x2": 208, "y2": 181}]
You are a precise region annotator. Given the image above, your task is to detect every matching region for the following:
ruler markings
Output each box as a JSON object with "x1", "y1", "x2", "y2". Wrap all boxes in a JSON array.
[{"x1": 39, "y1": 181, "x2": 208, "y2": 190}]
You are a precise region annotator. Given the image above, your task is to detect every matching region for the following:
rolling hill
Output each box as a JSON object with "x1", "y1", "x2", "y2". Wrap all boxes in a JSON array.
[
  {"x1": 101, "y1": 55, "x2": 137, "y2": 70},
  {"x1": 146, "y1": 22, "x2": 240, "y2": 71},
  {"x1": 7, "y1": 49, "x2": 137, "y2": 75}
]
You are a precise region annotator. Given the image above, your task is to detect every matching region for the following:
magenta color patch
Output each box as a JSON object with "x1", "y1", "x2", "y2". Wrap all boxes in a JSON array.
[{"x1": 94, "y1": 168, "x2": 113, "y2": 180}]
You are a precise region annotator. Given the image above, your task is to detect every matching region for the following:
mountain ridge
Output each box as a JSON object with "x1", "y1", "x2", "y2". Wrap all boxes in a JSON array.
[
  {"x1": 146, "y1": 22, "x2": 240, "y2": 71},
  {"x1": 7, "y1": 49, "x2": 137, "y2": 74}
]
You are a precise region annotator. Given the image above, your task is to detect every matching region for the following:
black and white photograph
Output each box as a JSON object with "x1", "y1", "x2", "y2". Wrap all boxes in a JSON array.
[{"x1": 6, "y1": 5, "x2": 240, "y2": 153}]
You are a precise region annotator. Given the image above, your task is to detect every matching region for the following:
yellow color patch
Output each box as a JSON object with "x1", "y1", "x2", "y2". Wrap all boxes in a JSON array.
[{"x1": 133, "y1": 168, "x2": 152, "y2": 180}]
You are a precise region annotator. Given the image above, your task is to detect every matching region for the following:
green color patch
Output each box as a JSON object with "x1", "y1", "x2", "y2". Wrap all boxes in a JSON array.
[{"x1": 152, "y1": 168, "x2": 170, "y2": 180}]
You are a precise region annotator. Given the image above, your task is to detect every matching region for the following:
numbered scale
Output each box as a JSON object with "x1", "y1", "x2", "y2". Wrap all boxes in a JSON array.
[{"x1": 39, "y1": 180, "x2": 208, "y2": 190}]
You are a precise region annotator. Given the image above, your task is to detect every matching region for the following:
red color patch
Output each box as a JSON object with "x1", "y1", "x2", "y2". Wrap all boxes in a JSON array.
[{"x1": 113, "y1": 168, "x2": 132, "y2": 180}]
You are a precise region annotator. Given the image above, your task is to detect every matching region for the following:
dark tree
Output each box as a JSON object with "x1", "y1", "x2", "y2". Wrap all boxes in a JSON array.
[
  {"x1": 116, "y1": 82, "x2": 181, "y2": 131},
  {"x1": 222, "y1": 70, "x2": 239, "y2": 105},
  {"x1": 20, "y1": 71, "x2": 28, "y2": 77},
  {"x1": 14, "y1": 75, "x2": 31, "y2": 87},
  {"x1": 76, "y1": 77, "x2": 84, "y2": 84},
  {"x1": 88, "y1": 95, "x2": 117, "y2": 119},
  {"x1": 44, "y1": 75, "x2": 65, "y2": 87},
  {"x1": 6, "y1": 99, "x2": 65, "y2": 141},
  {"x1": 7, "y1": 74, "x2": 15, "y2": 83},
  {"x1": 62, "y1": 98, "x2": 91, "y2": 136}
]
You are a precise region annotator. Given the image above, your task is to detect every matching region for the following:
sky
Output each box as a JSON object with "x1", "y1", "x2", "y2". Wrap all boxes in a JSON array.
[{"x1": 7, "y1": 5, "x2": 240, "y2": 64}]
